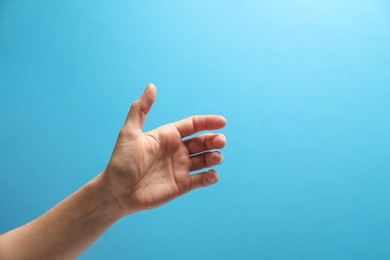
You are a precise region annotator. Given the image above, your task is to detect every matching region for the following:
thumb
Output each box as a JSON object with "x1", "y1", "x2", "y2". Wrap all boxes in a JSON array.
[{"x1": 125, "y1": 83, "x2": 157, "y2": 131}]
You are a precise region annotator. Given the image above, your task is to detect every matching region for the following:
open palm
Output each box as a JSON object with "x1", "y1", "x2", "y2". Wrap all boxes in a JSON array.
[{"x1": 104, "y1": 84, "x2": 227, "y2": 214}]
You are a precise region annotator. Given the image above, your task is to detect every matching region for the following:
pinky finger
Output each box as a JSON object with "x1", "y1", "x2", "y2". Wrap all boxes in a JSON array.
[{"x1": 189, "y1": 170, "x2": 219, "y2": 192}]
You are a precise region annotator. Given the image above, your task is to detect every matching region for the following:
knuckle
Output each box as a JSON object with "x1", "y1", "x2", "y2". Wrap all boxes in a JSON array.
[
  {"x1": 204, "y1": 134, "x2": 213, "y2": 150},
  {"x1": 191, "y1": 116, "x2": 198, "y2": 132},
  {"x1": 187, "y1": 141, "x2": 198, "y2": 153},
  {"x1": 201, "y1": 173, "x2": 207, "y2": 187},
  {"x1": 190, "y1": 157, "x2": 196, "y2": 171},
  {"x1": 205, "y1": 153, "x2": 212, "y2": 166},
  {"x1": 118, "y1": 127, "x2": 138, "y2": 139},
  {"x1": 131, "y1": 101, "x2": 140, "y2": 110},
  {"x1": 118, "y1": 128, "x2": 130, "y2": 138}
]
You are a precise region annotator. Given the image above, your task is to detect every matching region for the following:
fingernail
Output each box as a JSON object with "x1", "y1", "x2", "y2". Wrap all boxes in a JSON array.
[
  {"x1": 213, "y1": 152, "x2": 223, "y2": 163},
  {"x1": 144, "y1": 83, "x2": 152, "y2": 92},
  {"x1": 207, "y1": 171, "x2": 218, "y2": 184},
  {"x1": 212, "y1": 136, "x2": 226, "y2": 150}
]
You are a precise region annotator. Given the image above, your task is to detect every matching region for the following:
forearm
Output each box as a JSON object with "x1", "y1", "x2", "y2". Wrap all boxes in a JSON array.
[{"x1": 0, "y1": 173, "x2": 125, "y2": 260}]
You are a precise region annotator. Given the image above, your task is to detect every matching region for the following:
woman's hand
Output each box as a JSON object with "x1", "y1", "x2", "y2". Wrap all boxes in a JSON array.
[
  {"x1": 103, "y1": 83, "x2": 227, "y2": 215},
  {"x1": 0, "y1": 83, "x2": 227, "y2": 260}
]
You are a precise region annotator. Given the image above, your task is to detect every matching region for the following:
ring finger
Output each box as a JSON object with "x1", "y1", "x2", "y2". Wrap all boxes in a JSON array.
[
  {"x1": 184, "y1": 133, "x2": 226, "y2": 155},
  {"x1": 189, "y1": 151, "x2": 224, "y2": 172}
]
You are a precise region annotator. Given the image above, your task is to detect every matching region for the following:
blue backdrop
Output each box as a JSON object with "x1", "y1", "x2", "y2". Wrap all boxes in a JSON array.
[{"x1": 1, "y1": 1, "x2": 390, "y2": 259}]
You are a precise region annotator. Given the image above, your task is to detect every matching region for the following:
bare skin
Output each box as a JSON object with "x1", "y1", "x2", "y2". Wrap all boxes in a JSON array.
[{"x1": 0, "y1": 83, "x2": 227, "y2": 259}]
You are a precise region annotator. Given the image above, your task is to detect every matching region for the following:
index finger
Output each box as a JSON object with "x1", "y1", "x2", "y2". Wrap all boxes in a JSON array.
[{"x1": 174, "y1": 115, "x2": 227, "y2": 138}]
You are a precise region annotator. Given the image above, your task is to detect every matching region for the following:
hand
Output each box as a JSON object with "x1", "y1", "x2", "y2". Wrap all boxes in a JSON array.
[
  {"x1": 0, "y1": 83, "x2": 227, "y2": 260},
  {"x1": 103, "y1": 84, "x2": 227, "y2": 215}
]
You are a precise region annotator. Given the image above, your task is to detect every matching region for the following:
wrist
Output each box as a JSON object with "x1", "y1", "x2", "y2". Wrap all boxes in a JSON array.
[{"x1": 89, "y1": 173, "x2": 128, "y2": 223}]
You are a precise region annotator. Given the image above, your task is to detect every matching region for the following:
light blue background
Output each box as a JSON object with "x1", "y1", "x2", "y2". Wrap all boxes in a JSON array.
[{"x1": 1, "y1": 1, "x2": 390, "y2": 259}]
